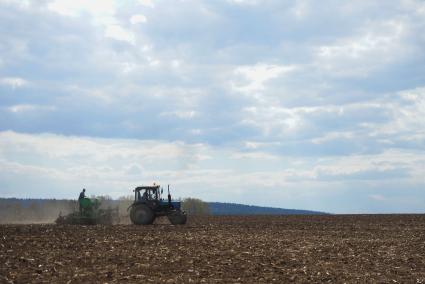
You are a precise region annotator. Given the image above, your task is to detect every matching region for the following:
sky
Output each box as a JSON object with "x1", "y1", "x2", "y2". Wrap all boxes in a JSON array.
[{"x1": 0, "y1": 0, "x2": 424, "y2": 213}]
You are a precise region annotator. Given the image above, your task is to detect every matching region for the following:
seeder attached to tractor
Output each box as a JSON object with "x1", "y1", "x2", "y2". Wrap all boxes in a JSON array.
[{"x1": 55, "y1": 197, "x2": 119, "y2": 225}]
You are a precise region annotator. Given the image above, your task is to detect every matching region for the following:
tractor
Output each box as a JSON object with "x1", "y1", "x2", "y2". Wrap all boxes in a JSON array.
[
  {"x1": 55, "y1": 197, "x2": 119, "y2": 225},
  {"x1": 128, "y1": 184, "x2": 187, "y2": 225}
]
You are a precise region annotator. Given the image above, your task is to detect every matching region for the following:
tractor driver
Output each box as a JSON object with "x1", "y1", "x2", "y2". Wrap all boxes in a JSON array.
[
  {"x1": 137, "y1": 190, "x2": 148, "y2": 201},
  {"x1": 79, "y1": 188, "x2": 86, "y2": 200}
]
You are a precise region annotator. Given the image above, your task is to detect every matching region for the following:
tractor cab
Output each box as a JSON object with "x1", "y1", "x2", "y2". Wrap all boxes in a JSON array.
[
  {"x1": 134, "y1": 184, "x2": 181, "y2": 210},
  {"x1": 135, "y1": 185, "x2": 160, "y2": 202}
]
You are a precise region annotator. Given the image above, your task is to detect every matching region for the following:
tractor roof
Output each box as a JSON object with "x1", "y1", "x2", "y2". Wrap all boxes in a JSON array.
[{"x1": 135, "y1": 185, "x2": 160, "y2": 191}]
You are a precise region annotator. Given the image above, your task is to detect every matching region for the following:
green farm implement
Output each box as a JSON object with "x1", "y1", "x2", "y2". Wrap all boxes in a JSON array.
[{"x1": 55, "y1": 197, "x2": 118, "y2": 225}]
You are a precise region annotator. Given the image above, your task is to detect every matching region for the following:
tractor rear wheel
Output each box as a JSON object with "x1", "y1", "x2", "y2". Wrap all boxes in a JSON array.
[
  {"x1": 167, "y1": 211, "x2": 187, "y2": 225},
  {"x1": 130, "y1": 205, "x2": 155, "y2": 225}
]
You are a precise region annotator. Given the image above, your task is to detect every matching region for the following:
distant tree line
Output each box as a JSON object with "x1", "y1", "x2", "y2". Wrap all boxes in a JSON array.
[
  {"x1": 182, "y1": 198, "x2": 210, "y2": 215},
  {"x1": 208, "y1": 202, "x2": 327, "y2": 215}
]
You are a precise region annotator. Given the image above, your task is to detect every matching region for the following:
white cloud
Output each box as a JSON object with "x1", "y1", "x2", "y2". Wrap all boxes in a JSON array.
[
  {"x1": 47, "y1": 0, "x2": 116, "y2": 17},
  {"x1": 1, "y1": 0, "x2": 32, "y2": 9},
  {"x1": 232, "y1": 64, "x2": 297, "y2": 93},
  {"x1": 315, "y1": 19, "x2": 411, "y2": 77},
  {"x1": 130, "y1": 14, "x2": 147, "y2": 24},
  {"x1": 0, "y1": 131, "x2": 423, "y2": 213},
  {"x1": 367, "y1": 88, "x2": 425, "y2": 138},
  {"x1": 160, "y1": 110, "x2": 198, "y2": 119},
  {"x1": 104, "y1": 24, "x2": 135, "y2": 44},
  {"x1": 7, "y1": 104, "x2": 56, "y2": 113},
  {"x1": 136, "y1": 0, "x2": 154, "y2": 8},
  {"x1": 48, "y1": 0, "x2": 136, "y2": 44},
  {"x1": 227, "y1": 0, "x2": 260, "y2": 5},
  {"x1": 241, "y1": 106, "x2": 304, "y2": 135},
  {"x1": 231, "y1": 151, "x2": 278, "y2": 160},
  {"x1": 311, "y1": 131, "x2": 354, "y2": 144},
  {"x1": 0, "y1": 77, "x2": 28, "y2": 89},
  {"x1": 369, "y1": 194, "x2": 387, "y2": 201},
  {"x1": 291, "y1": 0, "x2": 310, "y2": 19},
  {"x1": 401, "y1": 0, "x2": 425, "y2": 15}
]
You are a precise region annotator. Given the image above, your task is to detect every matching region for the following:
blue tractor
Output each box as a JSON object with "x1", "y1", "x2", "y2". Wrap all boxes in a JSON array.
[{"x1": 128, "y1": 185, "x2": 187, "y2": 225}]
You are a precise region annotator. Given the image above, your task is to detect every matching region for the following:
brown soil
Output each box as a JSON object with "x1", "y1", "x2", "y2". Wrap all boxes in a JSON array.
[{"x1": 1, "y1": 215, "x2": 425, "y2": 283}]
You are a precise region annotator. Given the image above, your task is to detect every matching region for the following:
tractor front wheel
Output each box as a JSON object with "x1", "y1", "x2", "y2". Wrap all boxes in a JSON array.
[{"x1": 130, "y1": 205, "x2": 155, "y2": 225}]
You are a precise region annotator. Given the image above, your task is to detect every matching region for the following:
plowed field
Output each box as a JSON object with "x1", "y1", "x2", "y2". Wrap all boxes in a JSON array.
[{"x1": 1, "y1": 215, "x2": 425, "y2": 283}]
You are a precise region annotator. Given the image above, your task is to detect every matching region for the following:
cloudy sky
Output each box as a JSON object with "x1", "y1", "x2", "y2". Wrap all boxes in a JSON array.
[{"x1": 0, "y1": 0, "x2": 424, "y2": 213}]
